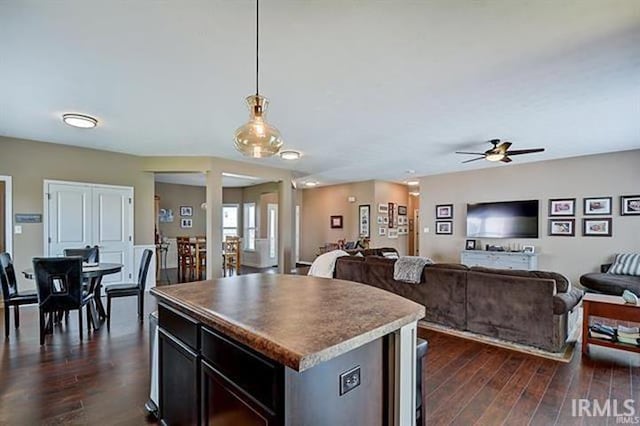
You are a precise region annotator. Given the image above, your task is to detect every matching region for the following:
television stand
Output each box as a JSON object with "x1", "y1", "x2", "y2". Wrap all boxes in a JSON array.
[{"x1": 460, "y1": 250, "x2": 538, "y2": 270}]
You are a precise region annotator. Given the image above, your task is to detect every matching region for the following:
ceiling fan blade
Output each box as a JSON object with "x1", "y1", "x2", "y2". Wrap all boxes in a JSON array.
[
  {"x1": 455, "y1": 151, "x2": 486, "y2": 155},
  {"x1": 505, "y1": 148, "x2": 545, "y2": 156},
  {"x1": 498, "y1": 142, "x2": 512, "y2": 153},
  {"x1": 501, "y1": 156, "x2": 513, "y2": 163},
  {"x1": 462, "y1": 157, "x2": 485, "y2": 164}
]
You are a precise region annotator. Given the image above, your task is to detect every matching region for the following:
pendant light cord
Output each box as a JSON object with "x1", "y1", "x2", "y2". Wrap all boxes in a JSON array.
[{"x1": 256, "y1": 0, "x2": 260, "y2": 96}]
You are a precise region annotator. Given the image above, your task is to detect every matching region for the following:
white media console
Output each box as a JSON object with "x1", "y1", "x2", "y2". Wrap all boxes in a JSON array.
[{"x1": 460, "y1": 250, "x2": 539, "y2": 270}]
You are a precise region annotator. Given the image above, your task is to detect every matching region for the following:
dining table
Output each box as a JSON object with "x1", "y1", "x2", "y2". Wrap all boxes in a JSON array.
[{"x1": 22, "y1": 262, "x2": 123, "y2": 330}]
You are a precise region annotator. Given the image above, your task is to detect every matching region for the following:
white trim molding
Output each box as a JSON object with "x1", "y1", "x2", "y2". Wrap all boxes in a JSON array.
[{"x1": 0, "y1": 175, "x2": 13, "y2": 256}]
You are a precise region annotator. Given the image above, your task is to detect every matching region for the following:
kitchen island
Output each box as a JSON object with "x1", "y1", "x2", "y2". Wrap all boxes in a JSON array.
[{"x1": 151, "y1": 273, "x2": 425, "y2": 426}]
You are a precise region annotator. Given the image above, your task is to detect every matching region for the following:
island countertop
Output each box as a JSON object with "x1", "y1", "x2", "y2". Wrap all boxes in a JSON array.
[{"x1": 151, "y1": 274, "x2": 425, "y2": 372}]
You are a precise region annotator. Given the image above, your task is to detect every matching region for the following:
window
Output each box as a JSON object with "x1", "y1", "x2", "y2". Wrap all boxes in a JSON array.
[
  {"x1": 222, "y1": 204, "x2": 239, "y2": 239},
  {"x1": 243, "y1": 203, "x2": 256, "y2": 250}
]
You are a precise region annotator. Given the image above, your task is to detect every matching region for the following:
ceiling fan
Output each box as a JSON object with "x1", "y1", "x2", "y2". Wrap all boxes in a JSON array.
[{"x1": 456, "y1": 139, "x2": 545, "y2": 164}]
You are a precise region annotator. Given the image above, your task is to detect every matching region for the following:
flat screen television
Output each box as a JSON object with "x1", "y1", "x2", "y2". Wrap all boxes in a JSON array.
[{"x1": 466, "y1": 200, "x2": 539, "y2": 238}]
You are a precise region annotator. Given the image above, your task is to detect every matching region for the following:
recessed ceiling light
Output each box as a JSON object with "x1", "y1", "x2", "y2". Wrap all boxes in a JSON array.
[
  {"x1": 280, "y1": 150, "x2": 302, "y2": 160},
  {"x1": 62, "y1": 113, "x2": 98, "y2": 129},
  {"x1": 406, "y1": 180, "x2": 419, "y2": 186},
  {"x1": 304, "y1": 181, "x2": 318, "y2": 187}
]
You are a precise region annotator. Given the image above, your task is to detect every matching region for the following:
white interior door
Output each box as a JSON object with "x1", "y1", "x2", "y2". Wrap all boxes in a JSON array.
[
  {"x1": 267, "y1": 203, "x2": 278, "y2": 264},
  {"x1": 93, "y1": 186, "x2": 133, "y2": 284},
  {"x1": 47, "y1": 183, "x2": 93, "y2": 257},
  {"x1": 46, "y1": 181, "x2": 134, "y2": 284}
]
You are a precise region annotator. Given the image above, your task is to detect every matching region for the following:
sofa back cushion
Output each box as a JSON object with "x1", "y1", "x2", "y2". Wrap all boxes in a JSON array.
[
  {"x1": 334, "y1": 256, "x2": 366, "y2": 282},
  {"x1": 609, "y1": 253, "x2": 640, "y2": 276},
  {"x1": 469, "y1": 266, "x2": 568, "y2": 293}
]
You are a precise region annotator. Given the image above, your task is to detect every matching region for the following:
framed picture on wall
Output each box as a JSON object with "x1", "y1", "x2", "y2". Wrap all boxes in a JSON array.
[
  {"x1": 180, "y1": 218, "x2": 193, "y2": 228},
  {"x1": 180, "y1": 206, "x2": 193, "y2": 217},
  {"x1": 388, "y1": 228, "x2": 398, "y2": 239},
  {"x1": 436, "y1": 204, "x2": 453, "y2": 219},
  {"x1": 378, "y1": 227, "x2": 386, "y2": 236},
  {"x1": 377, "y1": 216, "x2": 384, "y2": 225},
  {"x1": 621, "y1": 195, "x2": 640, "y2": 216},
  {"x1": 465, "y1": 239, "x2": 476, "y2": 250},
  {"x1": 583, "y1": 197, "x2": 612, "y2": 215},
  {"x1": 378, "y1": 203, "x2": 388, "y2": 214},
  {"x1": 548, "y1": 219, "x2": 575, "y2": 236},
  {"x1": 583, "y1": 218, "x2": 612, "y2": 237},
  {"x1": 435, "y1": 221, "x2": 453, "y2": 235},
  {"x1": 330, "y1": 215, "x2": 343, "y2": 229},
  {"x1": 359, "y1": 205, "x2": 370, "y2": 237},
  {"x1": 388, "y1": 203, "x2": 395, "y2": 228},
  {"x1": 398, "y1": 205, "x2": 407, "y2": 216},
  {"x1": 159, "y1": 208, "x2": 174, "y2": 223},
  {"x1": 549, "y1": 198, "x2": 576, "y2": 217}
]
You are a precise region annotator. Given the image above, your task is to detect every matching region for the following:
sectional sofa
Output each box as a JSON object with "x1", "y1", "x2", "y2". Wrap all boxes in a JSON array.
[{"x1": 335, "y1": 255, "x2": 583, "y2": 352}]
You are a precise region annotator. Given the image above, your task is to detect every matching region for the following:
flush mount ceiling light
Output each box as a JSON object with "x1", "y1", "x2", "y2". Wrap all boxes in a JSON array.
[
  {"x1": 280, "y1": 150, "x2": 301, "y2": 160},
  {"x1": 62, "y1": 113, "x2": 98, "y2": 129},
  {"x1": 233, "y1": 0, "x2": 284, "y2": 158},
  {"x1": 304, "y1": 181, "x2": 318, "y2": 187},
  {"x1": 406, "y1": 180, "x2": 419, "y2": 186}
]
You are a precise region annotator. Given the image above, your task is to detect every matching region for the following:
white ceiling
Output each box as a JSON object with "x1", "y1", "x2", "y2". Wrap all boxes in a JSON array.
[
  {"x1": 155, "y1": 172, "x2": 270, "y2": 188},
  {"x1": 1, "y1": 0, "x2": 639, "y2": 185}
]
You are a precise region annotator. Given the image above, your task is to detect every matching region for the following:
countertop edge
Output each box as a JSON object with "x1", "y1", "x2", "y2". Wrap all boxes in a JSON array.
[{"x1": 150, "y1": 287, "x2": 425, "y2": 372}]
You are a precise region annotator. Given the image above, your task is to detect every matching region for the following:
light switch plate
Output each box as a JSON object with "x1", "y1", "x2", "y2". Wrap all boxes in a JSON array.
[
  {"x1": 14, "y1": 225, "x2": 22, "y2": 234},
  {"x1": 424, "y1": 227, "x2": 429, "y2": 233}
]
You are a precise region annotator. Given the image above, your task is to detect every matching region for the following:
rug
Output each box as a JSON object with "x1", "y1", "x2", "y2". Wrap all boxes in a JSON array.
[{"x1": 418, "y1": 310, "x2": 582, "y2": 363}]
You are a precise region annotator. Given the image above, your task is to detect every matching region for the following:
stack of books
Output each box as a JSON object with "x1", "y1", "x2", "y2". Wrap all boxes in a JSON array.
[
  {"x1": 589, "y1": 323, "x2": 616, "y2": 341},
  {"x1": 589, "y1": 323, "x2": 640, "y2": 346},
  {"x1": 617, "y1": 325, "x2": 640, "y2": 346}
]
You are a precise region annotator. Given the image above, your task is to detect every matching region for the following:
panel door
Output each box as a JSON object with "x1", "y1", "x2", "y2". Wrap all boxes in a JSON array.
[
  {"x1": 47, "y1": 183, "x2": 93, "y2": 257},
  {"x1": 92, "y1": 185, "x2": 133, "y2": 283}
]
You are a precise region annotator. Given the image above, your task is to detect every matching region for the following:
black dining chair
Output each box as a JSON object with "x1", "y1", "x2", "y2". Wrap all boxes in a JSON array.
[
  {"x1": 32, "y1": 257, "x2": 94, "y2": 345},
  {"x1": 0, "y1": 253, "x2": 39, "y2": 338},
  {"x1": 63, "y1": 245, "x2": 100, "y2": 263},
  {"x1": 105, "y1": 249, "x2": 153, "y2": 328}
]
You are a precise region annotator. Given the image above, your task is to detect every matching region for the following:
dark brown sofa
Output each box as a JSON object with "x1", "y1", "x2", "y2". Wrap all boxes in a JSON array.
[
  {"x1": 580, "y1": 264, "x2": 640, "y2": 296},
  {"x1": 335, "y1": 256, "x2": 583, "y2": 352}
]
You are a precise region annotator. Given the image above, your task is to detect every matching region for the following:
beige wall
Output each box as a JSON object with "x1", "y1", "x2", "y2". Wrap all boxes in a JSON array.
[
  {"x1": 419, "y1": 149, "x2": 640, "y2": 284},
  {"x1": 300, "y1": 181, "x2": 375, "y2": 262},
  {"x1": 372, "y1": 181, "x2": 410, "y2": 256},
  {"x1": 242, "y1": 182, "x2": 279, "y2": 239},
  {"x1": 0, "y1": 136, "x2": 154, "y2": 289},
  {"x1": 300, "y1": 180, "x2": 412, "y2": 261},
  {"x1": 155, "y1": 182, "x2": 206, "y2": 237}
]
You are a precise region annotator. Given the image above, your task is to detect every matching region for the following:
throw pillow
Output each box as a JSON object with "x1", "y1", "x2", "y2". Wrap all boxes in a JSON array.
[{"x1": 608, "y1": 253, "x2": 640, "y2": 276}]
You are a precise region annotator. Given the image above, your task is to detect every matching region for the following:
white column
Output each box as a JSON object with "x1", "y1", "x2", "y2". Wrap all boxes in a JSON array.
[
  {"x1": 205, "y1": 171, "x2": 223, "y2": 278},
  {"x1": 392, "y1": 321, "x2": 417, "y2": 426},
  {"x1": 278, "y1": 180, "x2": 295, "y2": 273}
]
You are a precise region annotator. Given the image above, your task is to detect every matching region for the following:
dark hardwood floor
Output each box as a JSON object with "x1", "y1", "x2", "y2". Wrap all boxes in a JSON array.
[{"x1": 2, "y1": 293, "x2": 639, "y2": 425}]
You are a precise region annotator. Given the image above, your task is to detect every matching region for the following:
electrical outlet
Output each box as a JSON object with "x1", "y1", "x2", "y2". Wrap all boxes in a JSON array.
[{"x1": 339, "y1": 366, "x2": 361, "y2": 396}]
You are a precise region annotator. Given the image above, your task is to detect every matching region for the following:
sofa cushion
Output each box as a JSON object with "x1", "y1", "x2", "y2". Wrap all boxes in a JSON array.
[
  {"x1": 608, "y1": 253, "x2": 640, "y2": 276},
  {"x1": 580, "y1": 272, "x2": 640, "y2": 296},
  {"x1": 335, "y1": 256, "x2": 366, "y2": 283},
  {"x1": 469, "y1": 266, "x2": 569, "y2": 293},
  {"x1": 553, "y1": 288, "x2": 584, "y2": 315}
]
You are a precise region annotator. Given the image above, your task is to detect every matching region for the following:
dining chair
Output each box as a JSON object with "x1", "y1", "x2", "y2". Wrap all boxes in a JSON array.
[
  {"x1": 223, "y1": 237, "x2": 240, "y2": 276},
  {"x1": 105, "y1": 249, "x2": 153, "y2": 328},
  {"x1": 63, "y1": 246, "x2": 100, "y2": 263},
  {"x1": 176, "y1": 237, "x2": 194, "y2": 282},
  {"x1": 0, "y1": 253, "x2": 39, "y2": 338},
  {"x1": 194, "y1": 236, "x2": 206, "y2": 280},
  {"x1": 32, "y1": 257, "x2": 94, "y2": 345}
]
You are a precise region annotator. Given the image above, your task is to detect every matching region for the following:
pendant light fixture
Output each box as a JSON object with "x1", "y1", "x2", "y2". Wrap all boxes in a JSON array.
[{"x1": 234, "y1": 0, "x2": 284, "y2": 158}]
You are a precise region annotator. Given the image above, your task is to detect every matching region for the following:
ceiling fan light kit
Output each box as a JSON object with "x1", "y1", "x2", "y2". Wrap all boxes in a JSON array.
[
  {"x1": 456, "y1": 139, "x2": 544, "y2": 164},
  {"x1": 234, "y1": 0, "x2": 284, "y2": 158}
]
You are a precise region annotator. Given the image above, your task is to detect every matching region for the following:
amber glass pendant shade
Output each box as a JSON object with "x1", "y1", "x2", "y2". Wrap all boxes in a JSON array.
[{"x1": 234, "y1": 95, "x2": 283, "y2": 158}]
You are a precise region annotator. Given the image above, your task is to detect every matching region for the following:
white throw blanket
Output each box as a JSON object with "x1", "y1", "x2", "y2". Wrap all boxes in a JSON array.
[
  {"x1": 307, "y1": 250, "x2": 349, "y2": 278},
  {"x1": 393, "y1": 256, "x2": 433, "y2": 284}
]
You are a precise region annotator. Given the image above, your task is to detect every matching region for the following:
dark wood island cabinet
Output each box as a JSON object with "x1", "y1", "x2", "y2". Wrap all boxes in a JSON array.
[{"x1": 151, "y1": 274, "x2": 424, "y2": 426}]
